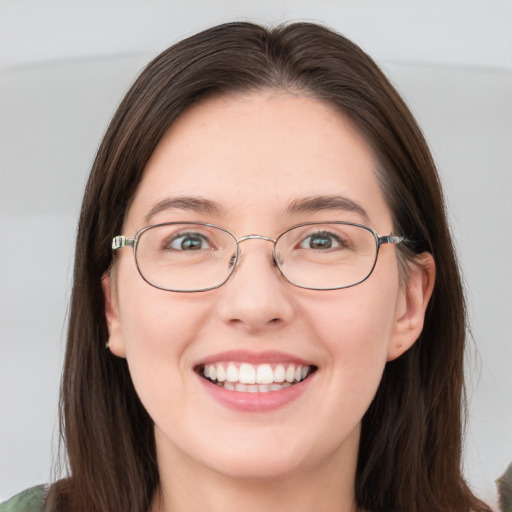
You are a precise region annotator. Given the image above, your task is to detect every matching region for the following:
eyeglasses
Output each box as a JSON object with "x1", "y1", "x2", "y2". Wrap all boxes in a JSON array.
[{"x1": 112, "y1": 221, "x2": 405, "y2": 292}]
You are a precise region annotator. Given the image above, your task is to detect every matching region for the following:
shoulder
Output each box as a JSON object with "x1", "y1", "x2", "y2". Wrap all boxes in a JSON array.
[
  {"x1": 0, "y1": 486, "x2": 48, "y2": 512},
  {"x1": 498, "y1": 462, "x2": 512, "y2": 512}
]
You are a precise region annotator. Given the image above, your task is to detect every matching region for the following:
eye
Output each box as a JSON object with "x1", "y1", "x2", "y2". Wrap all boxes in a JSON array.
[
  {"x1": 299, "y1": 231, "x2": 345, "y2": 250},
  {"x1": 165, "y1": 232, "x2": 212, "y2": 251}
]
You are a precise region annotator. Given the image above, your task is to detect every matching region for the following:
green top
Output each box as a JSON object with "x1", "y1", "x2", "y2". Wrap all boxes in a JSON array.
[
  {"x1": 0, "y1": 486, "x2": 47, "y2": 512},
  {"x1": 3, "y1": 471, "x2": 512, "y2": 512}
]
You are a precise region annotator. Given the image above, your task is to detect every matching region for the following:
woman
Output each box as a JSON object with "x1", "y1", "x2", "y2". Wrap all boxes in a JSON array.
[{"x1": 2, "y1": 21, "x2": 492, "y2": 512}]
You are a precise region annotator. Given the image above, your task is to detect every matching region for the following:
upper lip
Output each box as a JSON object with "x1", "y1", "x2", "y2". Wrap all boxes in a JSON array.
[{"x1": 194, "y1": 350, "x2": 316, "y2": 367}]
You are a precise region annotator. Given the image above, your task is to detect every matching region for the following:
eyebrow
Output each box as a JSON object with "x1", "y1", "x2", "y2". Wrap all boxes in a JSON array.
[
  {"x1": 144, "y1": 196, "x2": 225, "y2": 225},
  {"x1": 143, "y1": 194, "x2": 370, "y2": 225},
  {"x1": 286, "y1": 195, "x2": 370, "y2": 222}
]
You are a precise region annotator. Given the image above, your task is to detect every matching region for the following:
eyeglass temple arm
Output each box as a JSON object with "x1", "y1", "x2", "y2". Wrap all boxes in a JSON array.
[
  {"x1": 378, "y1": 235, "x2": 406, "y2": 245},
  {"x1": 112, "y1": 236, "x2": 135, "y2": 250},
  {"x1": 111, "y1": 234, "x2": 405, "y2": 250}
]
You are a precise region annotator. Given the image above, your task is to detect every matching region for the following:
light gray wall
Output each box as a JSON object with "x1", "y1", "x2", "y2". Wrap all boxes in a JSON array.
[{"x1": 1, "y1": 0, "x2": 511, "y2": 506}]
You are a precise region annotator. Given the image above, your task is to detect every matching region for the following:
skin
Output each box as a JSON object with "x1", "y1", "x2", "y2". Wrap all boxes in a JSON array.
[{"x1": 104, "y1": 90, "x2": 435, "y2": 512}]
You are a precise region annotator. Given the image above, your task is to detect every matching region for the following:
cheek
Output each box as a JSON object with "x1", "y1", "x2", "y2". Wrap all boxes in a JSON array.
[
  {"x1": 116, "y1": 253, "x2": 210, "y2": 358},
  {"x1": 120, "y1": 293, "x2": 194, "y2": 357},
  {"x1": 115, "y1": 276, "x2": 211, "y2": 411},
  {"x1": 306, "y1": 278, "x2": 400, "y2": 411},
  {"x1": 312, "y1": 284, "x2": 397, "y2": 361}
]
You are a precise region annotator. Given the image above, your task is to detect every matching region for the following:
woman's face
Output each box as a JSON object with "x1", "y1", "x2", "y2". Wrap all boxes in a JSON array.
[{"x1": 105, "y1": 91, "x2": 431, "y2": 483}]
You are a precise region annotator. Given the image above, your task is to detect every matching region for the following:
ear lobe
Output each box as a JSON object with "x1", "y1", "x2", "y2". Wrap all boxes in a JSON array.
[
  {"x1": 387, "y1": 252, "x2": 435, "y2": 361},
  {"x1": 102, "y1": 271, "x2": 127, "y2": 358}
]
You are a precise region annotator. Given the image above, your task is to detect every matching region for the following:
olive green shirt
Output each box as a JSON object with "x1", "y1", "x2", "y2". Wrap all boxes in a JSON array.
[{"x1": 0, "y1": 486, "x2": 47, "y2": 512}]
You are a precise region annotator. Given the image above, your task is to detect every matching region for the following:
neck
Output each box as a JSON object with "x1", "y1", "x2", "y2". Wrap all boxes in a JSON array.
[{"x1": 152, "y1": 431, "x2": 360, "y2": 512}]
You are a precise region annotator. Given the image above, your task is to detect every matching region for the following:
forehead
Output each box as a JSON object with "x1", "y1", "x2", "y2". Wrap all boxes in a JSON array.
[{"x1": 125, "y1": 90, "x2": 393, "y2": 232}]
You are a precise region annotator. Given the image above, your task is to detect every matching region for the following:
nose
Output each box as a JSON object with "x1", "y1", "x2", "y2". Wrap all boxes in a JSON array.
[{"x1": 217, "y1": 239, "x2": 295, "y2": 333}]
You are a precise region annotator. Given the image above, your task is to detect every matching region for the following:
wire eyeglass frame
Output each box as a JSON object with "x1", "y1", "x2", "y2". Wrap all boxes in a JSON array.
[{"x1": 111, "y1": 221, "x2": 406, "y2": 292}]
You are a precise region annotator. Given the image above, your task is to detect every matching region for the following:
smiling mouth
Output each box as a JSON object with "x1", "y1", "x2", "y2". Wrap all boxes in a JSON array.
[{"x1": 196, "y1": 362, "x2": 318, "y2": 393}]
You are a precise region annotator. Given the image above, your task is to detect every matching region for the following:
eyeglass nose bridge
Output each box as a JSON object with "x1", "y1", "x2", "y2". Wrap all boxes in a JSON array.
[
  {"x1": 231, "y1": 234, "x2": 280, "y2": 271},
  {"x1": 236, "y1": 234, "x2": 277, "y2": 244}
]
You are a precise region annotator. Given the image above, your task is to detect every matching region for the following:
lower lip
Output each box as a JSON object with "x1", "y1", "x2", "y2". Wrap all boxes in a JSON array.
[{"x1": 197, "y1": 373, "x2": 315, "y2": 412}]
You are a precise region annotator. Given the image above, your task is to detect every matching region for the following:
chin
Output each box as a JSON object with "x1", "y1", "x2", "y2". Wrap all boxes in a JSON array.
[{"x1": 203, "y1": 450, "x2": 311, "y2": 482}]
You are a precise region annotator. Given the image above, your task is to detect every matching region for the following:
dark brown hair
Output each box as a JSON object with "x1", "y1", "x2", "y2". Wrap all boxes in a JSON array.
[{"x1": 49, "y1": 21, "x2": 490, "y2": 512}]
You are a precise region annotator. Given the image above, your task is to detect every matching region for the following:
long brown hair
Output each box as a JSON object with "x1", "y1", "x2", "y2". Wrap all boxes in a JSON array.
[{"x1": 48, "y1": 22, "x2": 490, "y2": 512}]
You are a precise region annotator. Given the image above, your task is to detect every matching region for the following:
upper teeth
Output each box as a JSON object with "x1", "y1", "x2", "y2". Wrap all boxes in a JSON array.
[{"x1": 202, "y1": 362, "x2": 311, "y2": 385}]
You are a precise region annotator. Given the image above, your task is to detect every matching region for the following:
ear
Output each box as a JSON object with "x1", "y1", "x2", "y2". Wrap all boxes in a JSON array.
[
  {"x1": 102, "y1": 271, "x2": 127, "y2": 358},
  {"x1": 387, "y1": 252, "x2": 435, "y2": 361}
]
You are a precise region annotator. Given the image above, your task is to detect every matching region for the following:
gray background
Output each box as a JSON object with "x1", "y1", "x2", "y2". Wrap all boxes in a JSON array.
[{"x1": 1, "y1": 0, "x2": 511, "y2": 507}]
